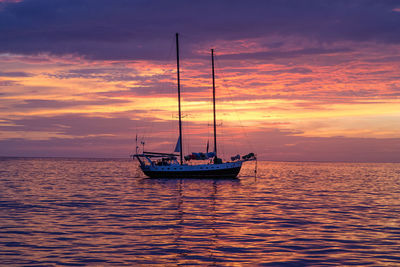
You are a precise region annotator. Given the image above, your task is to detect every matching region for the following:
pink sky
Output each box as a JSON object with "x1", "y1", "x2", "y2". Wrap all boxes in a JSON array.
[{"x1": 0, "y1": 1, "x2": 399, "y2": 162}]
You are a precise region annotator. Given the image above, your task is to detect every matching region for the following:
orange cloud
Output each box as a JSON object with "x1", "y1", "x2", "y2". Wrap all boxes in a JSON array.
[{"x1": 1, "y1": 37, "x2": 400, "y2": 160}]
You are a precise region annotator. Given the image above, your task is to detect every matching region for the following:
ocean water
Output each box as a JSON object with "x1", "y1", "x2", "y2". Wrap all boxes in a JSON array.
[{"x1": 1, "y1": 158, "x2": 400, "y2": 266}]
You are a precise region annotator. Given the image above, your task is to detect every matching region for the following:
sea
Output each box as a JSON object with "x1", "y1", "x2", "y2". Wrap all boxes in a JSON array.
[{"x1": 1, "y1": 157, "x2": 399, "y2": 266}]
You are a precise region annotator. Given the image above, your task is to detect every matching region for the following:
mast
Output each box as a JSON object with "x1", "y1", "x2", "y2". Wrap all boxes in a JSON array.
[
  {"x1": 176, "y1": 33, "x2": 183, "y2": 164},
  {"x1": 211, "y1": 49, "x2": 217, "y2": 158}
]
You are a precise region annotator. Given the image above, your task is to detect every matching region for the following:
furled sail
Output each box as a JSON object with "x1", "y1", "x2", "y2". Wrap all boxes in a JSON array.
[{"x1": 174, "y1": 137, "x2": 181, "y2": 153}]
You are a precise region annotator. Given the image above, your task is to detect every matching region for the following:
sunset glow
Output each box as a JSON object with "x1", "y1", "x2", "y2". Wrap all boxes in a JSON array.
[{"x1": 0, "y1": 1, "x2": 399, "y2": 161}]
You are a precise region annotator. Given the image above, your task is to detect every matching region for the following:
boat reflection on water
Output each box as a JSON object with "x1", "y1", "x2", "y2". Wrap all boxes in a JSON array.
[{"x1": 141, "y1": 176, "x2": 241, "y2": 265}]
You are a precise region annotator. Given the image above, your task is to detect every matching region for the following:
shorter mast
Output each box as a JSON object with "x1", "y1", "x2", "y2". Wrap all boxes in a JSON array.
[
  {"x1": 211, "y1": 49, "x2": 217, "y2": 158},
  {"x1": 176, "y1": 33, "x2": 183, "y2": 164}
]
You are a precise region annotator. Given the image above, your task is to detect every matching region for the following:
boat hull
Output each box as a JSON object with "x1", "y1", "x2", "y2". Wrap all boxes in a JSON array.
[{"x1": 140, "y1": 162, "x2": 242, "y2": 179}]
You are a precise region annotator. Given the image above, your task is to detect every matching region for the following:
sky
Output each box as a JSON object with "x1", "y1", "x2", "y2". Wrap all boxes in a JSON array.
[{"x1": 0, "y1": 0, "x2": 399, "y2": 162}]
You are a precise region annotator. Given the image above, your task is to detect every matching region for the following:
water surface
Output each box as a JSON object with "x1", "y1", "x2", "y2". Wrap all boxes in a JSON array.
[{"x1": 1, "y1": 158, "x2": 400, "y2": 265}]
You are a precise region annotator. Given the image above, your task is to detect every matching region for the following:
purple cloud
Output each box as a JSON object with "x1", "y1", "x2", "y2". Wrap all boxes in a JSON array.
[
  {"x1": 0, "y1": 71, "x2": 32, "y2": 77},
  {"x1": 0, "y1": 1, "x2": 399, "y2": 60},
  {"x1": 1, "y1": 123, "x2": 399, "y2": 162},
  {"x1": 0, "y1": 114, "x2": 150, "y2": 136},
  {"x1": 0, "y1": 80, "x2": 18, "y2": 86},
  {"x1": 218, "y1": 48, "x2": 353, "y2": 61},
  {"x1": 14, "y1": 99, "x2": 131, "y2": 109},
  {"x1": 260, "y1": 67, "x2": 313, "y2": 75}
]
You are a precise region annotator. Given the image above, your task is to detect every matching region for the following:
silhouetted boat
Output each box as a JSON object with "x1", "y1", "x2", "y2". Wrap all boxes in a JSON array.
[{"x1": 132, "y1": 33, "x2": 255, "y2": 179}]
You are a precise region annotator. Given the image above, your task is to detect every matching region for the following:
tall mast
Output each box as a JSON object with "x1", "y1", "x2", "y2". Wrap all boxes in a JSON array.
[
  {"x1": 176, "y1": 33, "x2": 183, "y2": 164},
  {"x1": 211, "y1": 49, "x2": 217, "y2": 158}
]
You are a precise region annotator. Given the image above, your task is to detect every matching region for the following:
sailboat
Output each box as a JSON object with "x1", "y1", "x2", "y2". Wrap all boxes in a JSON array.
[{"x1": 132, "y1": 33, "x2": 255, "y2": 179}]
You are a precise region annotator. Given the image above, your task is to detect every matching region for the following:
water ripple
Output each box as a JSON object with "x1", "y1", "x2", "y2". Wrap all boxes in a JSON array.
[{"x1": 0, "y1": 158, "x2": 400, "y2": 265}]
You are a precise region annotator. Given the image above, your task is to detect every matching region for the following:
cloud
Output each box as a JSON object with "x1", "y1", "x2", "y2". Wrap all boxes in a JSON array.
[
  {"x1": 218, "y1": 48, "x2": 352, "y2": 61},
  {"x1": 0, "y1": 1, "x2": 399, "y2": 162},
  {"x1": 0, "y1": 80, "x2": 18, "y2": 86},
  {"x1": 1, "y1": 122, "x2": 399, "y2": 162},
  {"x1": 0, "y1": 136, "x2": 135, "y2": 158},
  {"x1": 47, "y1": 68, "x2": 139, "y2": 82},
  {"x1": 0, "y1": 1, "x2": 399, "y2": 60},
  {"x1": 0, "y1": 71, "x2": 32, "y2": 77},
  {"x1": 0, "y1": 113, "x2": 182, "y2": 157},
  {"x1": 242, "y1": 128, "x2": 400, "y2": 163},
  {"x1": 260, "y1": 67, "x2": 313, "y2": 75},
  {"x1": 14, "y1": 99, "x2": 131, "y2": 109},
  {"x1": 0, "y1": 114, "x2": 168, "y2": 138}
]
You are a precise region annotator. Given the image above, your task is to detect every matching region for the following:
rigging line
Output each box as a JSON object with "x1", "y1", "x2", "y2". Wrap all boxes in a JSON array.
[
  {"x1": 214, "y1": 55, "x2": 256, "y2": 153},
  {"x1": 166, "y1": 34, "x2": 178, "y2": 149},
  {"x1": 176, "y1": 33, "x2": 196, "y2": 157},
  {"x1": 166, "y1": 34, "x2": 175, "y2": 62},
  {"x1": 212, "y1": 54, "x2": 237, "y2": 157},
  {"x1": 207, "y1": 101, "x2": 211, "y2": 150},
  {"x1": 213, "y1": 57, "x2": 238, "y2": 154},
  {"x1": 142, "y1": 35, "x2": 177, "y2": 151},
  {"x1": 179, "y1": 33, "x2": 210, "y2": 157},
  {"x1": 214, "y1": 51, "x2": 238, "y2": 158}
]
